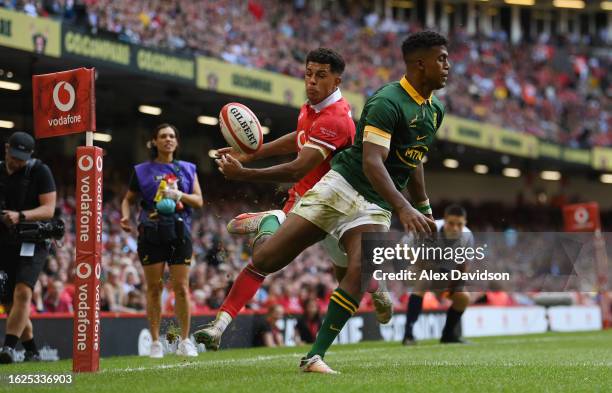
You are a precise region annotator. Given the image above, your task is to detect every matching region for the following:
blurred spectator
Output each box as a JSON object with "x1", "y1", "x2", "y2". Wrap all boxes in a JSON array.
[
  {"x1": 252, "y1": 304, "x2": 285, "y2": 347},
  {"x1": 122, "y1": 267, "x2": 141, "y2": 295},
  {"x1": 206, "y1": 287, "x2": 226, "y2": 310},
  {"x1": 294, "y1": 299, "x2": 322, "y2": 344},
  {"x1": 126, "y1": 289, "x2": 145, "y2": 311},
  {"x1": 102, "y1": 268, "x2": 137, "y2": 313},
  {"x1": 278, "y1": 284, "x2": 303, "y2": 314},
  {"x1": 43, "y1": 280, "x2": 73, "y2": 313},
  {"x1": 485, "y1": 291, "x2": 515, "y2": 306},
  {"x1": 191, "y1": 289, "x2": 210, "y2": 314},
  {"x1": 422, "y1": 292, "x2": 442, "y2": 310}
]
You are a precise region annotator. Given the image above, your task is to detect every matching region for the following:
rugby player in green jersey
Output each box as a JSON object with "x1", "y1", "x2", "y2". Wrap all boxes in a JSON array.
[
  {"x1": 220, "y1": 31, "x2": 449, "y2": 374},
  {"x1": 297, "y1": 30, "x2": 449, "y2": 373}
]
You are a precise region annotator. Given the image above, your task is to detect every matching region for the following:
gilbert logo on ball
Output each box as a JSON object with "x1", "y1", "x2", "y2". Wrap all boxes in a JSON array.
[{"x1": 219, "y1": 102, "x2": 263, "y2": 154}]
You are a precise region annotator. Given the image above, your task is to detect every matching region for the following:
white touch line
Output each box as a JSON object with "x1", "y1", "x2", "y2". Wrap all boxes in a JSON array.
[
  {"x1": 102, "y1": 354, "x2": 302, "y2": 374},
  {"x1": 102, "y1": 333, "x2": 609, "y2": 374},
  {"x1": 103, "y1": 347, "x2": 390, "y2": 374}
]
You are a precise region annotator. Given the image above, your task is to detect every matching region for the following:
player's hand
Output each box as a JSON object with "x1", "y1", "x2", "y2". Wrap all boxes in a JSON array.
[
  {"x1": 424, "y1": 214, "x2": 434, "y2": 221},
  {"x1": 397, "y1": 205, "x2": 436, "y2": 235},
  {"x1": 215, "y1": 147, "x2": 255, "y2": 163},
  {"x1": 1, "y1": 210, "x2": 19, "y2": 226},
  {"x1": 216, "y1": 154, "x2": 248, "y2": 180},
  {"x1": 120, "y1": 216, "x2": 132, "y2": 233}
]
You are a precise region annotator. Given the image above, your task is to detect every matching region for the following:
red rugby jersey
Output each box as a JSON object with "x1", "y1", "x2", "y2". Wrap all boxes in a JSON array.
[{"x1": 290, "y1": 89, "x2": 356, "y2": 198}]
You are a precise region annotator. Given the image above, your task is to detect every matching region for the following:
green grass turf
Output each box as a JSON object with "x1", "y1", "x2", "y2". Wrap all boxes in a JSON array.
[{"x1": 0, "y1": 330, "x2": 610, "y2": 393}]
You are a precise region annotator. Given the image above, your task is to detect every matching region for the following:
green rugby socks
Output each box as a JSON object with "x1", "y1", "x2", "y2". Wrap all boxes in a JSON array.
[
  {"x1": 253, "y1": 214, "x2": 281, "y2": 245},
  {"x1": 307, "y1": 288, "x2": 360, "y2": 359},
  {"x1": 259, "y1": 215, "x2": 281, "y2": 234}
]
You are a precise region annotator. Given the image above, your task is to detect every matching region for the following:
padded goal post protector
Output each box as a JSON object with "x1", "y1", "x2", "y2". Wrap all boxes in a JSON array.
[
  {"x1": 73, "y1": 146, "x2": 103, "y2": 372},
  {"x1": 32, "y1": 67, "x2": 96, "y2": 139}
]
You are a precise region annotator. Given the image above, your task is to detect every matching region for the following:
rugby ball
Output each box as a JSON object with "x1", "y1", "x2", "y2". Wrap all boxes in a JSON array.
[{"x1": 219, "y1": 103, "x2": 263, "y2": 154}]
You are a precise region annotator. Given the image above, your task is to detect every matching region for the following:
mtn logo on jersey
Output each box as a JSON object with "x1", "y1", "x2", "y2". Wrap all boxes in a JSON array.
[{"x1": 395, "y1": 144, "x2": 429, "y2": 167}]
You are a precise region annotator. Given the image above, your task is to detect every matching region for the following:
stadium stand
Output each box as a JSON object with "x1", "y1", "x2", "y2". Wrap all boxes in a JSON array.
[{"x1": 2, "y1": 0, "x2": 610, "y2": 147}]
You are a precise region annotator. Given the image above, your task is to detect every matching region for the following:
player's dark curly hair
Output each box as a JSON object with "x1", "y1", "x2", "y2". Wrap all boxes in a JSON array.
[
  {"x1": 306, "y1": 48, "x2": 346, "y2": 75},
  {"x1": 401, "y1": 31, "x2": 448, "y2": 58},
  {"x1": 444, "y1": 204, "x2": 467, "y2": 218},
  {"x1": 148, "y1": 123, "x2": 180, "y2": 160}
]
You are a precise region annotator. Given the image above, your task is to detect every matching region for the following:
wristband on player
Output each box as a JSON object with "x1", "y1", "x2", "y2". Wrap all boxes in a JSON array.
[{"x1": 415, "y1": 199, "x2": 432, "y2": 215}]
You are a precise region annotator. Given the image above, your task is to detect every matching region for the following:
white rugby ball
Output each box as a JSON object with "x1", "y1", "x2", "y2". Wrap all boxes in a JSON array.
[{"x1": 219, "y1": 103, "x2": 263, "y2": 154}]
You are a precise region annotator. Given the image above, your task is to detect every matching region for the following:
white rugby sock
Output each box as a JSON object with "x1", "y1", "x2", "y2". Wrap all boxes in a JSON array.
[{"x1": 215, "y1": 311, "x2": 233, "y2": 332}]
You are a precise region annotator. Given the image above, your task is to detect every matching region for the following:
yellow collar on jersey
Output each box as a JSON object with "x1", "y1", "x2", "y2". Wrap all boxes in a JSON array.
[{"x1": 400, "y1": 76, "x2": 433, "y2": 106}]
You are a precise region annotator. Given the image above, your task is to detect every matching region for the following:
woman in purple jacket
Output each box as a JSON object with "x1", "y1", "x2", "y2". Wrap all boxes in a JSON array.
[{"x1": 121, "y1": 123, "x2": 203, "y2": 358}]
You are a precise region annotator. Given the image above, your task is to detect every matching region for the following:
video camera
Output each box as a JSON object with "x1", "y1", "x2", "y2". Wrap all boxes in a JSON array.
[
  {"x1": 1, "y1": 207, "x2": 65, "y2": 243},
  {"x1": 14, "y1": 218, "x2": 65, "y2": 242}
]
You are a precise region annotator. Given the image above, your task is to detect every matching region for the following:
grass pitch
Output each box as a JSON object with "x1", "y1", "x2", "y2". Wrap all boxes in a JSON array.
[{"x1": 1, "y1": 330, "x2": 610, "y2": 393}]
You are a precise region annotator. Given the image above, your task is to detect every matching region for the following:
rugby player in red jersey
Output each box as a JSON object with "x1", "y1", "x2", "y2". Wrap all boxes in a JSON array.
[{"x1": 194, "y1": 48, "x2": 393, "y2": 350}]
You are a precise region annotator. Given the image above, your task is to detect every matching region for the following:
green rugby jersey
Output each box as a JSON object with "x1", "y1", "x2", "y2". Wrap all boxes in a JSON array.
[{"x1": 331, "y1": 77, "x2": 445, "y2": 211}]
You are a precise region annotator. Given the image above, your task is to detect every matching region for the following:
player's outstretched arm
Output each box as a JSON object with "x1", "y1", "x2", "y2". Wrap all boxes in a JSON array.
[
  {"x1": 217, "y1": 131, "x2": 298, "y2": 163},
  {"x1": 256, "y1": 130, "x2": 299, "y2": 159},
  {"x1": 216, "y1": 146, "x2": 326, "y2": 183},
  {"x1": 362, "y1": 142, "x2": 435, "y2": 234}
]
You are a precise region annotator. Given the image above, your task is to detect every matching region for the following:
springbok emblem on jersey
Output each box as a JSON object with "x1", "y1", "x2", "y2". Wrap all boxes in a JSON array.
[{"x1": 409, "y1": 112, "x2": 421, "y2": 128}]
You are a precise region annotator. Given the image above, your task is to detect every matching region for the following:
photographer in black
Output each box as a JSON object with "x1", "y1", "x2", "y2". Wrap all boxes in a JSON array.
[{"x1": 0, "y1": 132, "x2": 57, "y2": 364}]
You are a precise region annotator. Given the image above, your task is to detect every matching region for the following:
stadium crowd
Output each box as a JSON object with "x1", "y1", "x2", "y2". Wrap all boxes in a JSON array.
[
  {"x1": 2, "y1": 0, "x2": 611, "y2": 147},
  {"x1": 1, "y1": 174, "x2": 605, "y2": 320}
]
